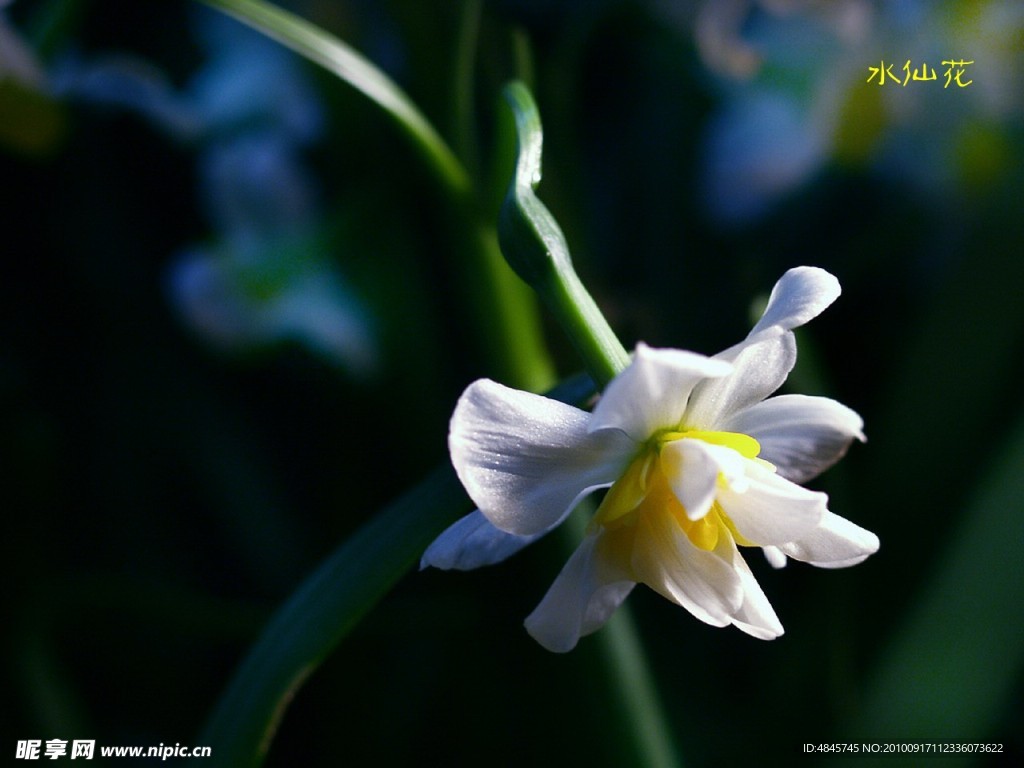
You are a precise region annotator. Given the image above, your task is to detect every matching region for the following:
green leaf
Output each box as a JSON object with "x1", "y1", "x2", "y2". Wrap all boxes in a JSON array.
[
  {"x1": 844, "y1": 410, "x2": 1024, "y2": 757},
  {"x1": 199, "y1": 0, "x2": 470, "y2": 201},
  {"x1": 200, "y1": 466, "x2": 469, "y2": 767},
  {"x1": 197, "y1": 374, "x2": 596, "y2": 767}
]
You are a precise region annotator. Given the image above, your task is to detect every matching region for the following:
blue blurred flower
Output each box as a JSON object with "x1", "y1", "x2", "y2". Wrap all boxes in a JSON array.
[
  {"x1": 692, "y1": 0, "x2": 868, "y2": 222},
  {"x1": 702, "y1": 91, "x2": 828, "y2": 222},
  {"x1": 0, "y1": 0, "x2": 44, "y2": 88},
  {"x1": 171, "y1": 242, "x2": 377, "y2": 376},
  {"x1": 51, "y1": 8, "x2": 378, "y2": 374},
  {"x1": 50, "y1": 8, "x2": 323, "y2": 143},
  {"x1": 186, "y1": 10, "x2": 324, "y2": 143},
  {"x1": 691, "y1": 0, "x2": 1023, "y2": 223},
  {"x1": 169, "y1": 130, "x2": 378, "y2": 376}
]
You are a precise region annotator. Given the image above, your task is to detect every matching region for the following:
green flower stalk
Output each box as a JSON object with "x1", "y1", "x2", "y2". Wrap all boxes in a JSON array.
[{"x1": 498, "y1": 81, "x2": 631, "y2": 388}]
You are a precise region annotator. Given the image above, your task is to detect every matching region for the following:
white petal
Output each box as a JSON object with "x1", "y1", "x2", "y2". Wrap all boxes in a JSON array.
[
  {"x1": 449, "y1": 379, "x2": 634, "y2": 535},
  {"x1": 660, "y1": 438, "x2": 747, "y2": 521},
  {"x1": 631, "y1": 507, "x2": 743, "y2": 627},
  {"x1": 683, "y1": 267, "x2": 841, "y2": 428},
  {"x1": 763, "y1": 545, "x2": 788, "y2": 569},
  {"x1": 717, "y1": 461, "x2": 827, "y2": 546},
  {"x1": 524, "y1": 533, "x2": 635, "y2": 653},
  {"x1": 748, "y1": 266, "x2": 841, "y2": 337},
  {"x1": 728, "y1": 549, "x2": 784, "y2": 639},
  {"x1": 720, "y1": 394, "x2": 865, "y2": 484},
  {"x1": 684, "y1": 332, "x2": 797, "y2": 428},
  {"x1": 779, "y1": 511, "x2": 880, "y2": 568},
  {"x1": 590, "y1": 343, "x2": 732, "y2": 441},
  {"x1": 420, "y1": 510, "x2": 543, "y2": 571}
]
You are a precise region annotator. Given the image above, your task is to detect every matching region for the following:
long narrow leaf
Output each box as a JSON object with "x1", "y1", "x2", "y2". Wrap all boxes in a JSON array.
[
  {"x1": 843, "y1": 410, "x2": 1024, "y2": 760},
  {"x1": 199, "y1": 0, "x2": 470, "y2": 200},
  {"x1": 198, "y1": 374, "x2": 596, "y2": 766},
  {"x1": 200, "y1": 466, "x2": 468, "y2": 767}
]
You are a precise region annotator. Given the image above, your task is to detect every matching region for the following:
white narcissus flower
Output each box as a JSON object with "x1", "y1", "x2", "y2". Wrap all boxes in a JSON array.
[{"x1": 422, "y1": 267, "x2": 878, "y2": 652}]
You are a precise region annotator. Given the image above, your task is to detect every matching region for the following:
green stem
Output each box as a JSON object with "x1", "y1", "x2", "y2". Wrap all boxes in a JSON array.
[
  {"x1": 471, "y1": 223, "x2": 555, "y2": 393},
  {"x1": 498, "y1": 80, "x2": 630, "y2": 387},
  {"x1": 539, "y1": 264, "x2": 631, "y2": 389},
  {"x1": 510, "y1": 29, "x2": 535, "y2": 92},
  {"x1": 452, "y1": 0, "x2": 482, "y2": 179},
  {"x1": 500, "y1": 78, "x2": 676, "y2": 767}
]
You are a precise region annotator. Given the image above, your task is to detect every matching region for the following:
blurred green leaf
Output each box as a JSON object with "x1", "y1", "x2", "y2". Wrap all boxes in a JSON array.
[
  {"x1": 843, "y1": 409, "x2": 1024, "y2": 760},
  {"x1": 0, "y1": 79, "x2": 66, "y2": 156},
  {"x1": 199, "y1": 0, "x2": 470, "y2": 201},
  {"x1": 198, "y1": 373, "x2": 600, "y2": 766},
  {"x1": 451, "y1": 0, "x2": 481, "y2": 179},
  {"x1": 200, "y1": 465, "x2": 470, "y2": 767}
]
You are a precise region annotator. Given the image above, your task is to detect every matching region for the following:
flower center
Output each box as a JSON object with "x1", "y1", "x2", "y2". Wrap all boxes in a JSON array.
[
  {"x1": 654, "y1": 428, "x2": 760, "y2": 458},
  {"x1": 591, "y1": 430, "x2": 760, "y2": 551}
]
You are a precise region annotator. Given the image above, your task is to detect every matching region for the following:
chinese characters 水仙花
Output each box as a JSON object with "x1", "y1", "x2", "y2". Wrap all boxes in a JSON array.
[{"x1": 866, "y1": 60, "x2": 974, "y2": 87}]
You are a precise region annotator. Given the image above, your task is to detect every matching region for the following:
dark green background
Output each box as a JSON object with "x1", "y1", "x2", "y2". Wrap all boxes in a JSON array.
[{"x1": 4, "y1": 1, "x2": 1022, "y2": 765}]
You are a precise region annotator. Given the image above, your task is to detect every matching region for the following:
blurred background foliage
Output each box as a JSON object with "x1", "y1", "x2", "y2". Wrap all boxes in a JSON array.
[{"x1": 3, "y1": 0, "x2": 1023, "y2": 765}]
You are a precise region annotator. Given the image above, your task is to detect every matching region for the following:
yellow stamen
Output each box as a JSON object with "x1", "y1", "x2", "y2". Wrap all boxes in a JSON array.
[
  {"x1": 592, "y1": 428, "x2": 762, "y2": 552},
  {"x1": 680, "y1": 510, "x2": 720, "y2": 550},
  {"x1": 657, "y1": 429, "x2": 761, "y2": 458},
  {"x1": 591, "y1": 453, "x2": 653, "y2": 529},
  {"x1": 594, "y1": 451, "x2": 726, "y2": 551}
]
